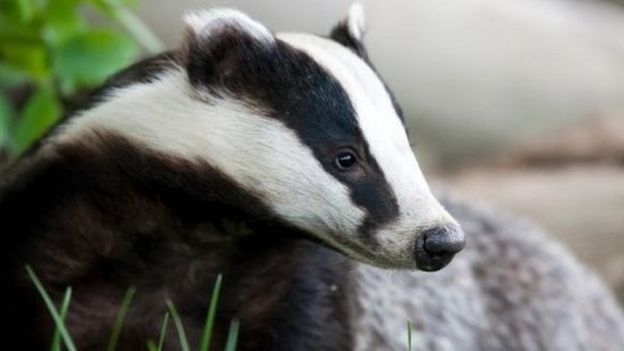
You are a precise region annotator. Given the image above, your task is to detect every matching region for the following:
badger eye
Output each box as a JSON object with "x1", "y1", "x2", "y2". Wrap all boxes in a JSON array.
[{"x1": 334, "y1": 151, "x2": 357, "y2": 170}]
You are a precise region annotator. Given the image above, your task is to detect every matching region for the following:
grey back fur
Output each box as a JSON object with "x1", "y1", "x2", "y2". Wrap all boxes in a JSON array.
[{"x1": 353, "y1": 191, "x2": 624, "y2": 351}]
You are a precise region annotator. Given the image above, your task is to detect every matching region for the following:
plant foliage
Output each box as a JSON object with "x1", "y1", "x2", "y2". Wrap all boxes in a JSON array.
[
  {"x1": 27, "y1": 266, "x2": 238, "y2": 350},
  {"x1": 0, "y1": 0, "x2": 163, "y2": 156}
]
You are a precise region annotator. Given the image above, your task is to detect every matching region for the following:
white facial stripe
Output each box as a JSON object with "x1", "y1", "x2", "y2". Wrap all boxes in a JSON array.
[
  {"x1": 47, "y1": 28, "x2": 457, "y2": 269},
  {"x1": 51, "y1": 69, "x2": 365, "y2": 242},
  {"x1": 277, "y1": 33, "x2": 456, "y2": 232}
]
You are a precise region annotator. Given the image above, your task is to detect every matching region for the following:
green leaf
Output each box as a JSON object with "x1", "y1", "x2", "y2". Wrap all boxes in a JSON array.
[
  {"x1": 14, "y1": 0, "x2": 37, "y2": 22},
  {"x1": 25, "y1": 265, "x2": 77, "y2": 351},
  {"x1": 12, "y1": 87, "x2": 61, "y2": 155},
  {"x1": 0, "y1": 13, "x2": 41, "y2": 44},
  {"x1": 0, "y1": 93, "x2": 13, "y2": 147},
  {"x1": 0, "y1": 63, "x2": 29, "y2": 88},
  {"x1": 55, "y1": 29, "x2": 138, "y2": 94},
  {"x1": 44, "y1": 0, "x2": 87, "y2": 46},
  {"x1": 0, "y1": 41, "x2": 48, "y2": 80}
]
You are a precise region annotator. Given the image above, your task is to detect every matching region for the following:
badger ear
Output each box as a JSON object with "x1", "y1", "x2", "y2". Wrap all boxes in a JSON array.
[
  {"x1": 181, "y1": 9, "x2": 275, "y2": 90},
  {"x1": 329, "y1": 3, "x2": 367, "y2": 57}
]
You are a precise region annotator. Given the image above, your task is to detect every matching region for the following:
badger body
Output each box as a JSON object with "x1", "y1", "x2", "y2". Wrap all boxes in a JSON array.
[
  {"x1": 353, "y1": 195, "x2": 624, "y2": 350},
  {"x1": 1, "y1": 6, "x2": 623, "y2": 351}
]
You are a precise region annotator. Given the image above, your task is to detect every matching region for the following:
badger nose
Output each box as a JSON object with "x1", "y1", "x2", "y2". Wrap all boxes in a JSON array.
[{"x1": 415, "y1": 225, "x2": 465, "y2": 271}]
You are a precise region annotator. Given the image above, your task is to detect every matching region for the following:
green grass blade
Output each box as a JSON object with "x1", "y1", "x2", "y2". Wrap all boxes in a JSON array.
[
  {"x1": 51, "y1": 287, "x2": 72, "y2": 351},
  {"x1": 407, "y1": 320, "x2": 413, "y2": 351},
  {"x1": 156, "y1": 312, "x2": 170, "y2": 351},
  {"x1": 199, "y1": 274, "x2": 223, "y2": 351},
  {"x1": 223, "y1": 319, "x2": 240, "y2": 351},
  {"x1": 166, "y1": 300, "x2": 190, "y2": 351},
  {"x1": 107, "y1": 287, "x2": 137, "y2": 351},
  {"x1": 25, "y1": 265, "x2": 77, "y2": 351},
  {"x1": 146, "y1": 308, "x2": 170, "y2": 351}
]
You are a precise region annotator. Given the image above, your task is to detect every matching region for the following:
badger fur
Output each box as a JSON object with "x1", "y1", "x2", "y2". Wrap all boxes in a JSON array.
[{"x1": 1, "y1": 4, "x2": 623, "y2": 351}]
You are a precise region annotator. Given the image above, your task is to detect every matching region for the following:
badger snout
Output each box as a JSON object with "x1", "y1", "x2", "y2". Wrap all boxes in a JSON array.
[{"x1": 414, "y1": 225, "x2": 465, "y2": 271}]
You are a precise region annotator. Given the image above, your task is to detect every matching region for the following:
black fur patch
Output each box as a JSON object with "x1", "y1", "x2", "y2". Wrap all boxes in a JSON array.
[
  {"x1": 0, "y1": 133, "x2": 355, "y2": 350},
  {"x1": 329, "y1": 21, "x2": 368, "y2": 60},
  {"x1": 184, "y1": 28, "x2": 400, "y2": 236}
]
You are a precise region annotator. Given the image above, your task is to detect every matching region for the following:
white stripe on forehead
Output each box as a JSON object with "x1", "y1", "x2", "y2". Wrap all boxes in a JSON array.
[
  {"x1": 277, "y1": 33, "x2": 400, "y2": 133},
  {"x1": 50, "y1": 69, "x2": 366, "y2": 240},
  {"x1": 278, "y1": 33, "x2": 446, "y2": 226}
]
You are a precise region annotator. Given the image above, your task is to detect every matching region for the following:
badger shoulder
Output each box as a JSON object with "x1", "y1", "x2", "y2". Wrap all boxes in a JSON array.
[{"x1": 351, "y1": 189, "x2": 624, "y2": 351}]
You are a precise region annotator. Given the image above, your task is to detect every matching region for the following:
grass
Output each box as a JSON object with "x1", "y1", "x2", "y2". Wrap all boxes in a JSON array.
[
  {"x1": 199, "y1": 275, "x2": 223, "y2": 351},
  {"x1": 107, "y1": 287, "x2": 137, "y2": 351},
  {"x1": 223, "y1": 319, "x2": 240, "y2": 351},
  {"x1": 166, "y1": 299, "x2": 191, "y2": 351},
  {"x1": 27, "y1": 265, "x2": 413, "y2": 351},
  {"x1": 51, "y1": 287, "x2": 72, "y2": 351},
  {"x1": 407, "y1": 320, "x2": 413, "y2": 351},
  {"x1": 147, "y1": 312, "x2": 169, "y2": 351},
  {"x1": 25, "y1": 265, "x2": 77, "y2": 351},
  {"x1": 26, "y1": 266, "x2": 238, "y2": 351}
]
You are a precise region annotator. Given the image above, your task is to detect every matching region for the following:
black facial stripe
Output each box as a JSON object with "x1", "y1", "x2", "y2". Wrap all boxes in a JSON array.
[{"x1": 187, "y1": 36, "x2": 399, "y2": 235}]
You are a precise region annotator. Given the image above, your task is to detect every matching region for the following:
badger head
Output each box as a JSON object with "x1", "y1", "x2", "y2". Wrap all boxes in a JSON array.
[{"x1": 58, "y1": 4, "x2": 464, "y2": 271}]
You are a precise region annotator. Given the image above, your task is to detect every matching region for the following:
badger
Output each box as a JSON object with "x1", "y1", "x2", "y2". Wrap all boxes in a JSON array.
[{"x1": 1, "y1": 4, "x2": 623, "y2": 351}]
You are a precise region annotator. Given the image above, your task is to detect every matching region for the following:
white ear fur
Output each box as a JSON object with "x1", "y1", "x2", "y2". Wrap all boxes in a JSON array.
[
  {"x1": 184, "y1": 8, "x2": 274, "y2": 43},
  {"x1": 346, "y1": 2, "x2": 366, "y2": 41}
]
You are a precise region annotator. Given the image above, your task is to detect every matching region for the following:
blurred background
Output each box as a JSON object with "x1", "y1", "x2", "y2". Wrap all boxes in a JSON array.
[{"x1": 1, "y1": 0, "x2": 624, "y2": 298}]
